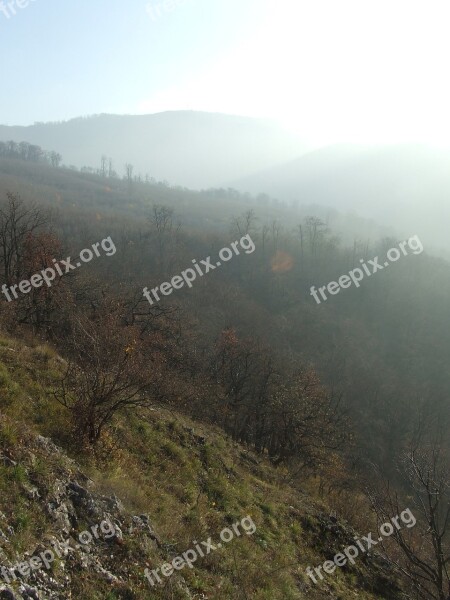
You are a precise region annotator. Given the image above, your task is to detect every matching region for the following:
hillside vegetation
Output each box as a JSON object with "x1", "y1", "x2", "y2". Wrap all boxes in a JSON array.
[
  {"x1": 0, "y1": 334, "x2": 398, "y2": 600},
  {"x1": 0, "y1": 158, "x2": 448, "y2": 599}
]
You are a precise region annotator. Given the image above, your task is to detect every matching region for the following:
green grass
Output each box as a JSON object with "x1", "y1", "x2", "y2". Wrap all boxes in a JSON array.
[{"x1": 0, "y1": 332, "x2": 402, "y2": 599}]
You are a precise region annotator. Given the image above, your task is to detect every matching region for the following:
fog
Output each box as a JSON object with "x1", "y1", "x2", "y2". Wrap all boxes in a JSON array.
[{"x1": 1, "y1": 2, "x2": 450, "y2": 599}]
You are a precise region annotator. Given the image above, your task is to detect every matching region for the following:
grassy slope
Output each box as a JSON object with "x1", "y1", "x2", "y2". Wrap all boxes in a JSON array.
[{"x1": 0, "y1": 333, "x2": 401, "y2": 600}]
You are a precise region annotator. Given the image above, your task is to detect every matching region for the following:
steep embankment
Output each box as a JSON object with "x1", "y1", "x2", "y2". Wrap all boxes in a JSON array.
[{"x1": 0, "y1": 335, "x2": 401, "y2": 599}]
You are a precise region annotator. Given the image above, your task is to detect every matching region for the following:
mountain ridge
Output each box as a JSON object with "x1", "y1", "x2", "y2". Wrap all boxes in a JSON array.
[{"x1": 0, "y1": 112, "x2": 309, "y2": 189}]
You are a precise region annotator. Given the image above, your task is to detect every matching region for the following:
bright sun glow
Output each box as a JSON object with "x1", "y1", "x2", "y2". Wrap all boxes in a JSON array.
[{"x1": 137, "y1": 0, "x2": 450, "y2": 147}]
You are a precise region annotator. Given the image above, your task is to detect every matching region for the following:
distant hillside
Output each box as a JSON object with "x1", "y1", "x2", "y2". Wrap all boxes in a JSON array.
[
  {"x1": 234, "y1": 143, "x2": 450, "y2": 254},
  {"x1": 0, "y1": 156, "x2": 395, "y2": 247},
  {"x1": 0, "y1": 112, "x2": 308, "y2": 189}
]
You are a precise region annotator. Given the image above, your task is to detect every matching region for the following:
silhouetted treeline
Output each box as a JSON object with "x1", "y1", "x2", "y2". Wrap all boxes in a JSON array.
[{"x1": 0, "y1": 140, "x2": 62, "y2": 167}]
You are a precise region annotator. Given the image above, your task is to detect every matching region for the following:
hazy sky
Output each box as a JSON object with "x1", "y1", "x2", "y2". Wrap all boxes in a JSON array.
[{"x1": 1, "y1": 0, "x2": 450, "y2": 145}]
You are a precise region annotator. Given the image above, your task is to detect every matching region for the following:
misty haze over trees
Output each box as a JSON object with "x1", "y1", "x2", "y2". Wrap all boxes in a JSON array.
[
  {"x1": 2, "y1": 114, "x2": 449, "y2": 258},
  {"x1": 1, "y1": 1, "x2": 450, "y2": 599}
]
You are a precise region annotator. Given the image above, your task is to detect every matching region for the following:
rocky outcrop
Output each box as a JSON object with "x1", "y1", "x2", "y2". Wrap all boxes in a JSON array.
[{"x1": 0, "y1": 433, "x2": 171, "y2": 599}]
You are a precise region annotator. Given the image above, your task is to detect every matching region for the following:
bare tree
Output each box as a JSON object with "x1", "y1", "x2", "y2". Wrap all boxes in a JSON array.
[
  {"x1": 125, "y1": 163, "x2": 134, "y2": 185},
  {"x1": 231, "y1": 209, "x2": 257, "y2": 237},
  {"x1": 0, "y1": 192, "x2": 47, "y2": 286},
  {"x1": 369, "y1": 427, "x2": 450, "y2": 600},
  {"x1": 15, "y1": 231, "x2": 71, "y2": 336},
  {"x1": 18, "y1": 141, "x2": 30, "y2": 160},
  {"x1": 212, "y1": 329, "x2": 348, "y2": 468},
  {"x1": 55, "y1": 311, "x2": 156, "y2": 446},
  {"x1": 271, "y1": 219, "x2": 281, "y2": 252},
  {"x1": 100, "y1": 155, "x2": 108, "y2": 177},
  {"x1": 261, "y1": 224, "x2": 270, "y2": 259},
  {"x1": 27, "y1": 144, "x2": 44, "y2": 162},
  {"x1": 148, "y1": 204, "x2": 180, "y2": 275},
  {"x1": 296, "y1": 223, "x2": 304, "y2": 271},
  {"x1": 267, "y1": 369, "x2": 348, "y2": 467},
  {"x1": 304, "y1": 216, "x2": 328, "y2": 257},
  {"x1": 49, "y1": 151, "x2": 62, "y2": 168}
]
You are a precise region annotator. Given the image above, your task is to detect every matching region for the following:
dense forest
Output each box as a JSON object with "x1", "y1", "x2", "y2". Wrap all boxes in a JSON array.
[
  {"x1": 3, "y1": 1, "x2": 449, "y2": 597},
  {"x1": 0, "y1": 151, "x2": 448, "y2": 599}
]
